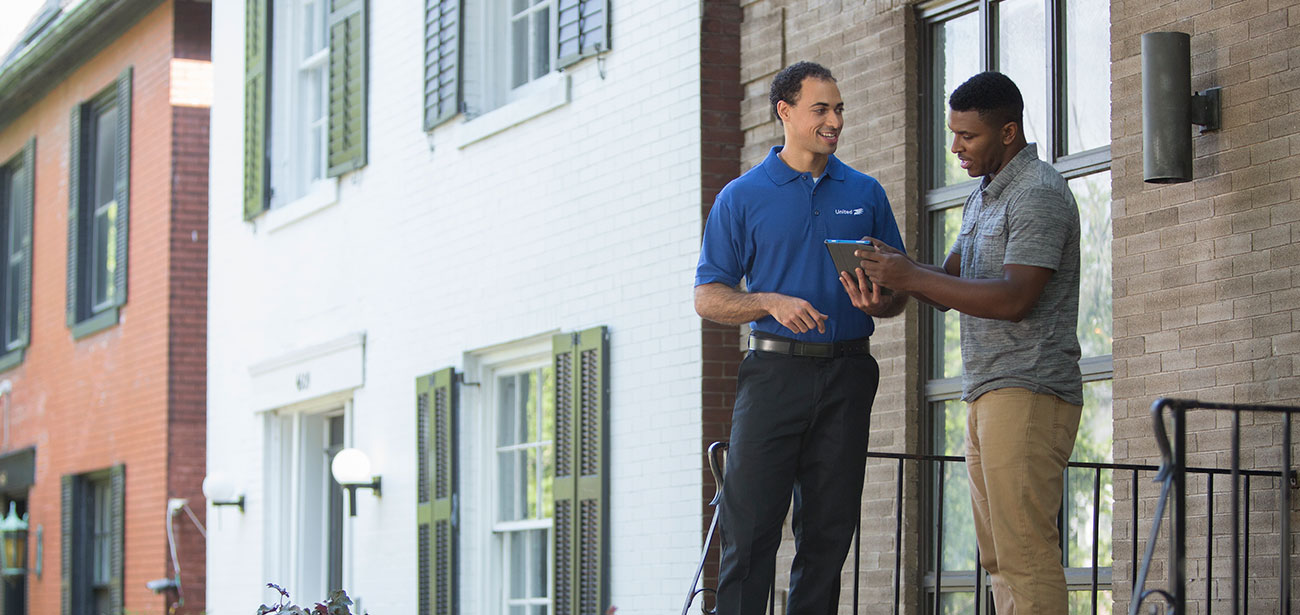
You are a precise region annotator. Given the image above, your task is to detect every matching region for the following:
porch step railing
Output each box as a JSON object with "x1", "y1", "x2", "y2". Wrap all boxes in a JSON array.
[{"x1": 684, "y1": 396, "x2": 1298, "y2": 615}]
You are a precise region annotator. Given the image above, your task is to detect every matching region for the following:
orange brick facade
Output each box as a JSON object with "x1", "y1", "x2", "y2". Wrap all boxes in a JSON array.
[{"x1": 0, "y1": 1, "x2": 208, "y2": 614}]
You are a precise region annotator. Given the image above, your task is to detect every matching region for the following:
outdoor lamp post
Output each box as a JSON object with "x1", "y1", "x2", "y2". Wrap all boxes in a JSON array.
[
  {"x1": 330, "y1": 448, "x2": 382, "y2": 517},
  {"x1": 0, "y1": 502, "x2": 27, "y2": 577}
]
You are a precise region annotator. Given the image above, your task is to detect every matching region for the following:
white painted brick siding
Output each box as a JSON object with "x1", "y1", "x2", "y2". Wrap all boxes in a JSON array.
[{"x1": 207, "y1": 1, "x2": 707, "y2": 613}]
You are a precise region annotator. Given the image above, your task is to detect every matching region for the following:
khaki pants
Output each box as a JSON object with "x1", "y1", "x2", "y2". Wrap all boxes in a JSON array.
[{"x1": 966, "y1": 387, "x2": 1082, "y2": 615}]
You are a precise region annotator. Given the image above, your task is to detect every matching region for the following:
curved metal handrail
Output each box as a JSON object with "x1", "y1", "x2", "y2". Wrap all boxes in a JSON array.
[{"x1": 682, "y1": 442, "x2": 728, "y2": 615}]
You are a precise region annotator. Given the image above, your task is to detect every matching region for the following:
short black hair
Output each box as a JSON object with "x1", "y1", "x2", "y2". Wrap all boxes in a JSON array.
[
  {"x1": 949, "y1": 71, "x2": 1024, "y2": 130},
  {"x1": 770, "y1": 61, "x2": 837, "y2": 124}
]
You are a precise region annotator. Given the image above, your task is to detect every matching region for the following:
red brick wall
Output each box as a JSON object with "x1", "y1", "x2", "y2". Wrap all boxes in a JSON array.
[
  {"x1": 699, "y1": 0, "x2": 744, "y2": 610},
  {"x1": 0, "y1": 2, "x2": 207, "y2": 614}
]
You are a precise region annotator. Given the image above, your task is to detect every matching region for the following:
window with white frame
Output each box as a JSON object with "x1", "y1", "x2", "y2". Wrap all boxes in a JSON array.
[
  {"x1": 423, "y1": 0, "x2": 609, "y2": 129},
  {"x1": 492, "y1": 362, "x2": 555, "y2": 615},
  {"x1": 268, "y1": 0, "x2": 329, "y2": 208}
]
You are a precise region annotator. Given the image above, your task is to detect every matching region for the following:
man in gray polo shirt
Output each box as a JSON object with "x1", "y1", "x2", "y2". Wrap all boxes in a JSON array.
[{"x1": 852, "y1": 71, "x2": 1081, "y2": 614}]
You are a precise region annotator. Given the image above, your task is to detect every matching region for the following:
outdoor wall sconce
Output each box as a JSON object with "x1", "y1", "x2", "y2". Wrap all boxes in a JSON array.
[
  {"x1": 331, "y1": 448, "x2": 382, "y2": 517},
  {"x1": 202, "y1": 473, "x2": 246, "y2": 512},
  {"x1": 1142, "y1": 31, "x2": 1221, "y2": 183},
  {"x1": 0, "y1": 502, "x2": 27, "y2": 577}
]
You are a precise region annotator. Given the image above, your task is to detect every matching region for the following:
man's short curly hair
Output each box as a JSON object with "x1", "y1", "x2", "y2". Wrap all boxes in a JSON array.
[
  {"x1": 949, "y1": 71, "x2": 1024, "y2": 130},
  {"x1": 770, "y1": 61, "x2": 837, "y2": 124}
]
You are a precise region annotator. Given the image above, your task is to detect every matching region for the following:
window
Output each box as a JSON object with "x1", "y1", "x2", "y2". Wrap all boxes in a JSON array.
[
  {"x1": 0, "y1": 140, "x2": 33, "y2": 370},
  {"x1": 417, "y1": 326, "x2": 608, "y2": 615},
  {"x1": 920, "y1": 0, "x2": 1112, "y2": 611},
  {"x1": 243, "y1": 0, "x2": 367, "y2": 219},
  {"x1": 423, "y1": 0, "x2": 609, "y2": 129},
  {"x1": 269, "y1": 0, "x2": 330, "y2": 207},
  {"x1": 266, "y1": 410, "x2": 346, "y2": 602},
  {"x1": 61, "y1": 467, "x2": 124, "y2": 615},
  {"x1": 494, "y1": 363, "x2": 555, "y2": 615},
  {"x1": 68, "y1": 69, "x2": 131, "y2": 338}
]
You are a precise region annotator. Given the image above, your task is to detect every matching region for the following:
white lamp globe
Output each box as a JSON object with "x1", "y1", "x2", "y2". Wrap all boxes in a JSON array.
[
  {"x1": 202, "y1": 473, "x2": 236, "y2": 502},
  {"x1": 331, "y1": 448, "x2": 372, "y2": 484}
]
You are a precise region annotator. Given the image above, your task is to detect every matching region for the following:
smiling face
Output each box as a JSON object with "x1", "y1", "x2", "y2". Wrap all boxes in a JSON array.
[
  {"x1": 778, "y1": 77, "x2": 844, "y2": 160},
  {"x1": 948, "y1": 109, "x2": 1018, "y2": 178}
]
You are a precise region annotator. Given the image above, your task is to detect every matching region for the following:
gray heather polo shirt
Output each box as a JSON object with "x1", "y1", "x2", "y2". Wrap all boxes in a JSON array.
[{"x1": 951, "y1": 144, "x2": 1083, "y2": 406}]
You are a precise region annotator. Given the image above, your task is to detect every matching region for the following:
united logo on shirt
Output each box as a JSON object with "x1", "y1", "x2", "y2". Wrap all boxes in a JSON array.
[{"x1": 834, "y1": 208, "x2": 864, "y2": 215}]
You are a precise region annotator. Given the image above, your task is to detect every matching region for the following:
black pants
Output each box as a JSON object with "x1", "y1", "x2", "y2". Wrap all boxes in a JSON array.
[{"x1": 716, "y1": 349, "x2": 879, "y2": 615}]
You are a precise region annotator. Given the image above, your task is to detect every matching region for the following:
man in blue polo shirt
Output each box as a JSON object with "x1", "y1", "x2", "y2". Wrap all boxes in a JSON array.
[{"x1": 695, "y1": 61, "x2": 908, "y2": 615}]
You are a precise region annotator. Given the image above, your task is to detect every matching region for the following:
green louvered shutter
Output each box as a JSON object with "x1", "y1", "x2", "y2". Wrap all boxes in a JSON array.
[
  {"x1": 111, "y1": 68, "x2": 131, "y2": 309},
  {"x1": 60, "y1": 475, "x2": 73, "y2": 615},
  {"x1": 15, "y1": 138, "x2": 33, "y2": 349},
  {"x1": 108, "y1": 465, "x2": 125, "y2": 614},
  {"x1": 65, "y1": 106, "x2": 82, "y2": 326},
  {"x1": 552, "y1": 326, "x2": 609, "y2": 615},
  {"x1": 417, "y1": 368, "x2": 457, "y2": 615},
  {"x1": 423, "y1": 0, "x2": 461, "y2": 130},
  {"x1": 327, "y1": 0, "x2": 368, "y2": 176},
  {"x1": 243, "y1": 0, "x2": 270, "y2": 219},
  {"x1": 555, "y1": 0, "x2": 609, "y2": 69}
]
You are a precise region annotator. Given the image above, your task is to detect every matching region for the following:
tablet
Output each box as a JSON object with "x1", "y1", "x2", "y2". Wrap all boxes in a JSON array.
[{"x1": 825, "y1": 239, "x2": 877, "y2": 292}]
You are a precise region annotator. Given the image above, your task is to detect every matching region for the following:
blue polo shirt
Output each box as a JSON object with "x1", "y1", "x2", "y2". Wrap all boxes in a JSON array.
[{"x1": 695, "y1": 146, "x2": 905, "y2": 343}]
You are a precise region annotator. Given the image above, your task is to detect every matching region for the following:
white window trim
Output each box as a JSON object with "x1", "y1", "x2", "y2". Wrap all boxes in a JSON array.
[
  {"x1": 461, "y1": 331, "x2": 559, "y2": 615},
  {"x1": 263, "y1": 177, "x2": 339, "y2": 233},
  {"x1": 268, "y1": 0, "x2": 333, "y2": 212},
  {"x1": 450, "y1": 72, "x2": 570, "y2": 149}
]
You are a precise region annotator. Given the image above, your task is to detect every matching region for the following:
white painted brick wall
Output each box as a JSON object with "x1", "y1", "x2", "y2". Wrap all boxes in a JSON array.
[{"x1": 207, "y1": 1, "x2": 707, "y2": 613}]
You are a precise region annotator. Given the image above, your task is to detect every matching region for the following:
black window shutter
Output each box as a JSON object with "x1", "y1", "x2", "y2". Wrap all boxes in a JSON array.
[
  {"x1": 60, "y1": 475, "x2": 73, "y2": 615},
  {"x1": 243, "y1": 0, "x2": 270, "y2": 219},
  {"x1": 552, "y1": 326, "x2": 608, "y2": 615},
  {"x1": 16, "y1": 138, "x2": 33, "y2": 348},
  {"x1": 327, "y1": 0, "x2": 368, "y2": 177},
  {"x1": 556, "y1": 0, "x2": 609, "y2": 69},
  {"x1": 423, "y1": 0, "x2": 462, "y2": 130},
  {"x1": 109, "y1": 466, "x2": 125, "y2": 615},
  {"x1": 65, "y1": 106, "x2": 82, "y2": 326},
  {"x1": 112, "y1": 68, "x2": 131, "y2": 309},
  {"x1": 417, "y1": 367, "x2": 457, "y2": 615}
]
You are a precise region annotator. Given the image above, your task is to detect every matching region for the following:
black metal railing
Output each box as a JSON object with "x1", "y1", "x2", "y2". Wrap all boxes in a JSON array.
[
  {"x1": 1131, "y1": 398, "x2": 1299, "y2": 615},
  {"x1": 685, "y1": 398, "x2": 1299, "y2": 615}
]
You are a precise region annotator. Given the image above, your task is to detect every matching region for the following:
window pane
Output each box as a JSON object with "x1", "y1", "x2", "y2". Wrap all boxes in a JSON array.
[
  {"x1": 935, "y1": 401, "x2": 976, "y2": 570},
  {"x1": 498, "y1": 450, "x2": 519, "y2": 520},
  {"x1": 1065, "y1": 467, "x2": 1113, "y2": 568},
  {"x1": 530, "y1": 528, "x2": 547, "y2": 597},
  {"x1": 511, "y1": 18, "x2": 529, "y2": 89},
  {"x1": 937, "y1": 590, "x2": 977, "y2": 614},
  {"x1": 6, "y1": 261, "x2": 19, "y2": 346},
  {"x1": 930, "y1": 12, "x2": 980, "y2": 188},
  {"x1": 93, "y1": 206, "x2": 114, "y2": 308},
  {"x1": 532, "y1": 9, "x2": 550, "y2": 80},
  {"x1": 930, "y1": 207, "x2": 964, "y2": 379},
  {"x1": 1071, "y1": 380, "x2": 1113, "y2": 465},
  {"x1": 499, "y1": 375, "x2": 518, "y2": 446},
  {"x1": 509, "y1": 531, "x2": 527, "y2": 598},
  {"x1": 94, "y1": 106, "x2": 117, "y2": 208},
  {"x1": 1070, "y1": 171, "x2": 1112, "y2": 358},
  {"x1": 1069, "y1": 589, "x2": 1113, "y2": 614},
  {"x1": 997, "y1": 0, "x2": 1048, "y2": 156},
  {"x1": 526, "y1": 448, "x2": 539, "y2": 518},
  {"x1": 1065, "y1": 0, "x2": 1110, "y2": 153}
]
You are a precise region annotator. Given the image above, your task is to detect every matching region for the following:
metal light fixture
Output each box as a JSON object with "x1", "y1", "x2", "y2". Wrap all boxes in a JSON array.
[
  {"x1": 330, "y1": 448, "x2": 382, "y2": 517},
  {"x1": 1141, "y1": 31, "x2": 1222, "y2": 183},
  {"x1": 202, "y1": 473, "x2": 245, "y2": 512},
  {"x1": 0, "y1": 502, "x2": 27, "y2": 577}
]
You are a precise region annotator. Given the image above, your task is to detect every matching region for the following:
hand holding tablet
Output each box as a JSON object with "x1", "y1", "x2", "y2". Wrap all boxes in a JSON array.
[{"x1": 825, "y1": 239, "x2": 879, "y2": 292}]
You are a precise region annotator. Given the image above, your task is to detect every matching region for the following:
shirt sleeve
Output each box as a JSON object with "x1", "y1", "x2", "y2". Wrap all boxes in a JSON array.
[
  {"x1": 1004, "y1": 187, "x2": 1074, "y2": 271},
  {"x1": 695, "y1": 191, "x2": 746, "y2": 287}
]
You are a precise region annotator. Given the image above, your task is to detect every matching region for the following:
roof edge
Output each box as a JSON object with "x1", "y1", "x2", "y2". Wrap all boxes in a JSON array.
[{"x1": 0, "y1": 0, "x2": 166, "y2": 133}]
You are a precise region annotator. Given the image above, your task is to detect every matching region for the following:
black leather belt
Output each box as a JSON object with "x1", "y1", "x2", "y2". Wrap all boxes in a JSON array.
[{"x1": 748, "y1": 333, "x2": 870, "y2": 358}]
